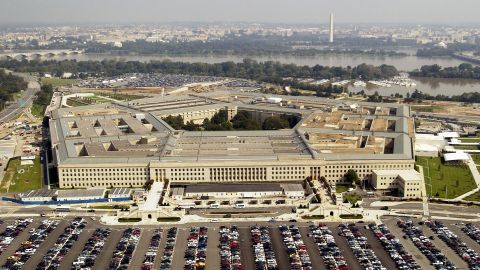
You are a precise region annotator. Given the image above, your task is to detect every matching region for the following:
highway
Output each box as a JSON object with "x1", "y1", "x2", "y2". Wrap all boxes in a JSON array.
[{"x1": 0, "y1": 73, "x2": 40, "y2": 123}]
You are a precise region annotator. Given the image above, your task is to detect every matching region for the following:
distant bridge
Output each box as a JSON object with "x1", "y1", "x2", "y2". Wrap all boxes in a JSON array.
[{"x1": 0, "y1": 49, "x2": 84, "y2": 60}]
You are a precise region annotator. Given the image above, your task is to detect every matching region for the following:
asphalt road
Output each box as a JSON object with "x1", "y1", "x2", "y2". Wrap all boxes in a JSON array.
[{"x1": 0, "y1": 74, "x2": 40, "y2": 123}]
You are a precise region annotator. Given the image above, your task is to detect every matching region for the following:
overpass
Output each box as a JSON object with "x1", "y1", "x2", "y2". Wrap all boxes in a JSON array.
[{"x1": 0, "y1": 49, "x2": 84, "y2": 60}]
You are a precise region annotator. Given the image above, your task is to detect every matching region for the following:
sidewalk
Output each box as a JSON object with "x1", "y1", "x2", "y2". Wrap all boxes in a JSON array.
[{"x1": 454, "y1": 158, "x2": 480, "y2": 200}]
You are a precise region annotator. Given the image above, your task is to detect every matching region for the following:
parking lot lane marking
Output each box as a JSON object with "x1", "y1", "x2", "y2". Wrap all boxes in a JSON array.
[
  {"x1": 238, "y1": 227, "x2": 256, "y2": 270},
  {"x1": 56, "y1": 223, "x2": 96, "y2": 270},
  {"x1": 268, "y1": 226, "x2": 292, "y2": 270},
  {"x1": 360, "y1": 226, "x2": 399, "y2": 270},
  {"x1": 299, "y1": 226, "x2": 326, "y2": 270},
  {"x1": 172, "y1": 228, "x2": 188, "y2": 270},
  {"x1": 422, "y1": 221, "x2": 469, "y2": 269},
  {"x1": 92, "y1": 228, "x2": 123, "y2": 270},
  {"x1": 206, "y1": 227, "x2": 220, "y2": 270},
  {"x1": 446, "y1": 221, "x2": 480, "y2": 251},
  {"x1": 331, "y1": 226, "x2": 363, "y2": 270},
  {"x1": 382, "y1": 218, "x2": 434, "y2": 270},
  {"x1": 127, "y1": 229, "x2": 154, "y2": 270},
  {"x1": 19, "y1": 219, "x2": 69, "y2": 269},
  {"x1": 0, "y1": 219, "x2": 40, "y2": 266},
  {"x1": 152, "y1": 227, "x2": 169, "y2": 269}
]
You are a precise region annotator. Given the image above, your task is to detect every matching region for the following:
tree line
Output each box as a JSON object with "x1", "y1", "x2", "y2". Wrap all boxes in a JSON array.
[
  {"x1": 162, "y1": 110, "x2": 300, "y2": 131},
  {"x1": 0, "y1": 58, "x2": 398, "y2": 83},
  {"x1": 407, "y1": 89, "x2": 480, "y2": 104},
  {"x1": 0, "y1": 69, "x2": 28, "y2": 109},
  {"x1": 410, "y1": 63, "x2": 480, "y2": 80}
]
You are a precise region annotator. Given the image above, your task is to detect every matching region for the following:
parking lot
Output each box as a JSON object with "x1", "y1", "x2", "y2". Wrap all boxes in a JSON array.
[{"x1": 0, "y1": 217, "x2": 478, "y2": 270}]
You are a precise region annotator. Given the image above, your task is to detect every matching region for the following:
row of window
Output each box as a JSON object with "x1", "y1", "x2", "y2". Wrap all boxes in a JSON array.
[{"x1": 62, "y1": 168, "x2": 146, "y2": 172}]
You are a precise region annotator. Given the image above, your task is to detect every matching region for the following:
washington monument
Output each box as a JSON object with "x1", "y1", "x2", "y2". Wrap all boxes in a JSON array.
[{"x1": 329, "y1": 12, "x2": 334, "y2": 43}]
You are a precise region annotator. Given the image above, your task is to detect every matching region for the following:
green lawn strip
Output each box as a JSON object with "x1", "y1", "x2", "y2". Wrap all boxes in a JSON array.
[
  {"x1": 40, "y1": 78, "x2": 76, "y2": 87},
  {"x1": 454, "y1": 145, "x2": 479, "y2": 150},
  {"x1": 118, "y1": 218, "x2": 141, "y2": 223},
  {"x1": 90, "y1": 205, "x2": 130, "y2": 210},
  {"x1": 410, "y1": 105, "x2": 444, "y2": 113},
  {"x1": 157, "y1": 217, "x2": 181, "y2": 222},
  {"x1": 416, "y1": 156, "x2": 477, "y2": 199},
  {"x1": 0, "y1": 157, "x2": 42, "y2": 193},
  {"x1": 301, "y1": 215, "x2": 325, "y2": 220},
  {"x1": 339, "y1": 214, "x2": 363, "y2": 219},
  {"x1": 460, "y1": 138, "x2": 480, "y2": 143}
]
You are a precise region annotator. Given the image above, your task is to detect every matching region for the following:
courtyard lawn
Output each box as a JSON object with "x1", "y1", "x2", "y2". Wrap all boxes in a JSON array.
[
  {"x1": 40, "y1": 77, "x2": 76, "y2": 87},
  {"x1": 66, "y1": 98, "x2": 89, "y2": 107},
  {"x1": 416, "y1": 156, "x2": 477, "y2": 199},
  {"x1": 0, "y1": 157, "x2": 42, "y2": 193},
  {"x1": 98, "y1": 92, "x2": 145, "y2": 101}
]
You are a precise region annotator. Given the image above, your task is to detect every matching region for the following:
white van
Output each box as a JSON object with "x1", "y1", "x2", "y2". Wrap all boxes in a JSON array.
[
  {"x1": 234, "y1": 203, "x2": 245, "y2": 209},
  {"x1": 208, "y1": 203, "x2": 219, "y2": 209}
]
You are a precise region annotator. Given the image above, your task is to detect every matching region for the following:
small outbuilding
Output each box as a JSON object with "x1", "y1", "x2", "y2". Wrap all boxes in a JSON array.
[{"x1": 56, "y1": 189, "x2": 106, "y2": 202}]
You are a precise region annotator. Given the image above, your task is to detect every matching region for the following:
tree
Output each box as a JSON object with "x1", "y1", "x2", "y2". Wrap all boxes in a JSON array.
[
  {"x1": 345, "y1": 169, "x2": 360, "y2": 186},
  {"x1": 262, "y1": 116, "x2": 289, "y2": 130}
]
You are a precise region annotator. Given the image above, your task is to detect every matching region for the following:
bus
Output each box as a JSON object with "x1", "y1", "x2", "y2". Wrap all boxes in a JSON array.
[
  {"x1": 55, "y1": 205, "x2": 71, "y2": 212},
  {"x1": 178, "y1": 202, "x2": 196, "y2": 209}
]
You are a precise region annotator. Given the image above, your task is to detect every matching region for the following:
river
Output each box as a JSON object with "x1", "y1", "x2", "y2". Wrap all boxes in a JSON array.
[
  {"x1": 17, "y1": 53, "x2": 480, "y2": 96},
  {"x1": 48, "y1": 53, "x2": 471, "y2": 71},
  {"x1": 348, "y1": 77, "x2": 480, "y2": 97}
]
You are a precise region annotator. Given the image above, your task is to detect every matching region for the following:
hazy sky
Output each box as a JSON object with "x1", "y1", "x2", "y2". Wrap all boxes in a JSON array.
[{"x1": 1, "y1": 0, "x2": 479, "y2": 25}]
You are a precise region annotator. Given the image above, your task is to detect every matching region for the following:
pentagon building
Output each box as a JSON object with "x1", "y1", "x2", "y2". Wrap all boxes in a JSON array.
[{"x1": 49, "y1": 91, "x2": 415, "y2": 189}]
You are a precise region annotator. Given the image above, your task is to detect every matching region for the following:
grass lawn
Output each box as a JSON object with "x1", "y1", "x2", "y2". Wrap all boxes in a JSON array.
[
  {"x1": 66, "y1": 98, "x2": 89, "y2": 107},
  {"x1": 344, "y1": 192, "x2": 362, "y2": 204},
  {"x1": 410, "y1": 105, "x2": 444, "y2": 113},
  {"x1": 454, "y1": 145, "x2": 479, "y2": 150},
  {"x1": 41, "y1": 77, "x2": 76, "y2": 87},
  {"x1": 98, "y1": 92, "x2": 145, "y2": 101},
  {"x1": 0, "y1": 157, "x2": 42, "y2": 193},
  {"x1": 90, "y1": 205, "x2": 130, "y2": 210},
  {"x1": 460, "y1": 138, "x2": 480, "y2": 143},
  {"x1": 472, "y1": 155, "x2": 480, "y2": 165},
  {"x1": 465, "y1": 191, "x2": 480, "y2": 202},
  {"x1": 30, "y1": 104, "x2": 45, "y2": 118},
  {"x1": 416, "y1": 156, "x2": 477, "y2": 199},
  {"x1": 336, "y1": 184, "x2": 352, "y2": 193}
]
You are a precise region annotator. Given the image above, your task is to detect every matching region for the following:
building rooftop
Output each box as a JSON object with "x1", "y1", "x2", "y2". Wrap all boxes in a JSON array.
[
  {"x1": 109, "y1": 187, "x2": 132, "y2": 197},
  {"x1": 18, "y1": 189, "x2": 57, "y2": 199},
  {"x1": 282, "y1": 183, "x2": 304, "y2": 192},
  {"x1": 49, "y1": 92, "x2": 414, "y2": 165},
  {"x1": 57, "y1": 189, "x2": 106, "y2": 198}
]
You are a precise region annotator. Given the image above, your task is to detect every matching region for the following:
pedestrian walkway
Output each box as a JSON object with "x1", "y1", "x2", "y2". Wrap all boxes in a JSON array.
[
  {"x1": 455, "y1": 158, "x2": 480, "y2": 200},
  {"x1": 140, "y1": 182, "x2": 164, "y2": 211}
]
